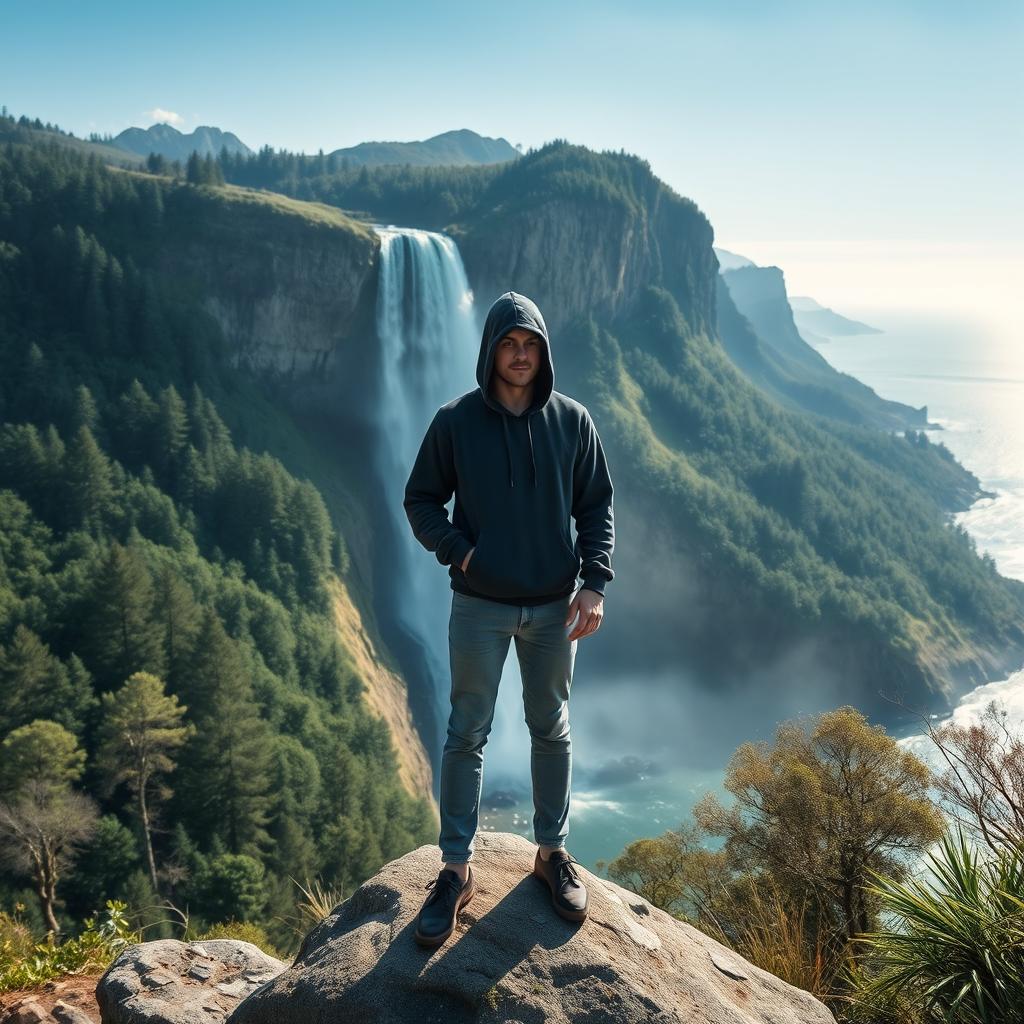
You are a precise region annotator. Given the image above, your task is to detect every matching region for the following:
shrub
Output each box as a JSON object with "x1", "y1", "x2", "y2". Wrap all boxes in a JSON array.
[
  {"x1": 841, "y1": 827, "x2": 1024, "y2": 1023},
  {"x1": 193, "y1": 919, "x2": 285, "y2": 960},
  {"x1": 0, "y1": 899, "x2": 138, "y2": 994}
]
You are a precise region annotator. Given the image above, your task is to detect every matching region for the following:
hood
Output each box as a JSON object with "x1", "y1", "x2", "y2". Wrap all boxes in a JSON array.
[{"x1": 475, "y1": 291, "x2": 554, "y2": 489}]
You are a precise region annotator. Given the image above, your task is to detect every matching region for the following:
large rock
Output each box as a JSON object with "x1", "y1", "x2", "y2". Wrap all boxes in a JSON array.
[
  {"x1": 95, "y1": 939, "x2": 285, "y2": 1024},
  {"x1": 227, "y1": 832, "x2": 836, "y2": 1023}
]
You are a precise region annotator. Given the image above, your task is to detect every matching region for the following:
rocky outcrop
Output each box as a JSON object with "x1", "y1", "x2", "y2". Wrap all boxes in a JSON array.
[
  {"x1": 95, "y1": 939, "x2": 285, "y2": 1024},
  {"x1": 720, "y1": 272, "x2": 929, "y2": 432},
  {"x1": 717, "y1": 267, "x2": 929, "y2": 431},
  {"x1": 226, "y1": 832, "x2": 836, "y2": 1024},
  {"x1": 455, "y1": 185, "x2": 717, "y2": 342},
  {"x1": 82, "y1": 834, "x2": 838, "y2": 1023},
  {"x1": 156, "y1": 183, "x2": 380, "y2": 382}
]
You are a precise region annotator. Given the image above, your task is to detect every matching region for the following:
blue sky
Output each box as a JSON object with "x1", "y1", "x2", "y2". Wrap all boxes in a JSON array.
[{"x1": 3, "y1": 1, "x2": 1021, "y2": 324}]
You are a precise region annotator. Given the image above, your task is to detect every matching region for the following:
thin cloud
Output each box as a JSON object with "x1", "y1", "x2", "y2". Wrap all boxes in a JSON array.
[{"x1": 145, "y1": 107, "x2": 183, "y2": 126}]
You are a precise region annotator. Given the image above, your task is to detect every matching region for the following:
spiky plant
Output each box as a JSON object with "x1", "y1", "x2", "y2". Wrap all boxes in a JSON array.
[{"x1": 842, "y1": 826, "x2": 1024, "y2": 1023}]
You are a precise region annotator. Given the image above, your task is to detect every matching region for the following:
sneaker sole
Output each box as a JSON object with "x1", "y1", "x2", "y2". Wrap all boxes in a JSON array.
[
  {"x1": 533, "y1": 864, "x2": 589, "y2": 922},
  {"x1": 414, "y1": 875, "x2": 476, "y2": 947}
]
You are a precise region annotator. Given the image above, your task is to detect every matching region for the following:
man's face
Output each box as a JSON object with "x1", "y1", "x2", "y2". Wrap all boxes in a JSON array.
[{"x1": 492, "y1": 327, "x2": 541, "y2": 389}]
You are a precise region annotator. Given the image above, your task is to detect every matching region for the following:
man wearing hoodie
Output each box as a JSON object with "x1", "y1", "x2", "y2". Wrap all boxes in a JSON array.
[{"x1": 404, "y1": 290, "x2": 615, "y2": 946}]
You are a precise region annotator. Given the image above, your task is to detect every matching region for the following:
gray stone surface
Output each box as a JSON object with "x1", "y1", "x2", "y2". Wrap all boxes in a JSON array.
[
  {"x1": 4, "y1": 1000, "x2": 49, "y2": 1023},
  {"x1": 226, "y1": 832, "x2": 837, "y2": 1023},
  {"x1": 95, "y1": 939, "x2": 285, "y2": 1024},
  {"x1": 50, "y1": 1002, "x2": 93, "y2": 1024}
]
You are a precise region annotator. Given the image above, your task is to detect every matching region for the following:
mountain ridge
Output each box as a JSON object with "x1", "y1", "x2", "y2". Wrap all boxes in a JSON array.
[{"x1": 112, "y1": 122, "x2": 253, "y2": 162}]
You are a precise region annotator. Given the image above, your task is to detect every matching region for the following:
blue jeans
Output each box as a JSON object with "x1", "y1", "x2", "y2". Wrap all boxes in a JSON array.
[{"x1": 439, "y1": 589, "x2": 578, "y2": 864}]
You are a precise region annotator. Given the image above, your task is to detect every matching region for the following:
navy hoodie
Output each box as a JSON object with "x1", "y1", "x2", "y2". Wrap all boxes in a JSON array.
[{"x1": 403, "y1": 291, "x2": 615, "y2": 605}]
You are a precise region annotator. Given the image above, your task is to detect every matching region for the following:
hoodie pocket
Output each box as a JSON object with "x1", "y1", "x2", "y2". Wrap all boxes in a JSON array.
[{"x1": 466, "y1": 528, "x2": 579, "y2": 600}]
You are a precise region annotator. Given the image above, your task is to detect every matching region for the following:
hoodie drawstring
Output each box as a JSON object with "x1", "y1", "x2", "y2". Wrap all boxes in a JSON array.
[
  {"x1": 501, "y1": 413, "x2": 539, "y2": 489},
  {"x1": 502, "y1": 415, "x2": 514, "y2": 488},
  {"x1": 527, "y1": 416, "x2": 537, "y2": 487}
]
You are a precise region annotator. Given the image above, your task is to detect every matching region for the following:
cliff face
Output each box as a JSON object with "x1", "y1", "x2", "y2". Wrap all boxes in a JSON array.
[
  {"x1": 454, "y1": 188, "x2": 717, "y2": 341},
  {"x1": 721, "y1": 265, "x2": 825, "y2": 371},
  {"x1": 716, "y1": 272, "x2": 930, "y2": 430},
  {"x1": 157, "y1": 184, "x2": 380, "y2": 381}
]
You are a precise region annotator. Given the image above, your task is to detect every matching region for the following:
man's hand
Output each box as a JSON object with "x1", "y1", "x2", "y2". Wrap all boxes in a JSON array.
[
  {"x1": 566, "y1": 588, "x2": 604, "y2": 640},
  {"x1": 461, "y1": 547, "x2": 475, "y2": 572}
]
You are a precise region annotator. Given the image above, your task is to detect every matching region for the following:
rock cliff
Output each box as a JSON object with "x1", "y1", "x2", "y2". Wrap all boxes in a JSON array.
[
  {"x1": 91, "y1": 833, "x2": 836, "y2": 1024},
  {"x1": 454, "y1": 181, "x2": 717, "y2": 341},
  {"x1": 156, "y1": 182, "x2": 380, "y2": 384},
  {"x1": 717, "y1": 266, "x2": 929, "y2": 430}
]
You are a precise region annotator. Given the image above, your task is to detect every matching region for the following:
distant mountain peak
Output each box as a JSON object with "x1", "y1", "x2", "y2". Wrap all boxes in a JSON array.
[
  {"x1": 111, "y1": 123, "x2": 253, "y2": 162},
  {"x1": 328, "y1": 128, "x2": 519, "y2": 168},
  {"x1": 713, "y1": 247, "x2": 757, "y2": 271}
]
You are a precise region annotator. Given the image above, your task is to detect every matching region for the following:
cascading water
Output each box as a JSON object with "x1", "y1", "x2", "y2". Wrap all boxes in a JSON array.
[{"x1": 371, "y1": 224, "x2": 534, "y2": 807}]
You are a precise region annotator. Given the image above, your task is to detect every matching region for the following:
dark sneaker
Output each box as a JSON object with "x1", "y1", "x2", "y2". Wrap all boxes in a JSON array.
[
  {"x1": 533, "y1": 849, "x2": 588, "y2": 922},
  {"x1": 414, "y1": 865, "x2": 476, "y2": 947}
]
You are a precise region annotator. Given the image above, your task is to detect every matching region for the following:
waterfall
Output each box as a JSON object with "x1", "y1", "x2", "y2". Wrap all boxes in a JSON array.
[{"x1": 371, "y1": 225, "x2": 532, "y2": 801}]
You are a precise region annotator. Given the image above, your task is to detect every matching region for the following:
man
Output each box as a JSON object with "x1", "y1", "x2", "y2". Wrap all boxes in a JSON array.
[{"x1": 404, "y1": 290, "x2": 614, "y2": 947}]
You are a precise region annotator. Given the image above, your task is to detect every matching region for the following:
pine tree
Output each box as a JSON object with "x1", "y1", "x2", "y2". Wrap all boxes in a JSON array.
[
  {"x1": 65, "y1": 424, "x2": 115, "y2": 534},
  {"x1": 18, "y1": 342, "x2": 49, "y2": 423},
  {"x1": 82, "y1": 242, "x2": 110, "y2": 352},
  {"x1": 176, "y1": 609, "x2": 274, "y2": 855},
  {"x1": 152, "y1": 561, "x2": 201, "y2": 694},
  {"x1": 0, "y1": 423, "x2": 48, "y2": 520},
  {"x1": 0, "y1": 719, "x2": 86, "y2": 796},
  {"x1": 105, "y1": 253, "x2": 128, "y2": 353},
  {"x1": 72, "y1": 384, "x2": 100, "y2": 434},
  {"x1": 155, "y1": 384, "x2": 188, "y2": 495},
  {"x1": 186, "y1": 151, "x2": 202, "y2": 185},
  {"x1": 136, "y1": 273, "x2": 169, "y2": 356},
  {"x1": 79, "y1": 539, "x2": 165, "y2": 688},
  {"x1": 117, "y1": 378, "x2": 160, "y2": 471},
  {"x1": 95, "y1": 670, "x2": 194, "y2": 895},
  {"x1": 0, "y1": 625, "x2": 95, "y2": 736}
]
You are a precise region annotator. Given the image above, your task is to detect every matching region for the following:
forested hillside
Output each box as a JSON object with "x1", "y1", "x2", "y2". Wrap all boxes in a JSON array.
[
  {"x1": 553, "y1": 286, "x2": 1024, "y2": 705},
  {"x1": 233, "y1": 132, "x2": 1024, "y2": 711},
  {"x1": 0, "y1": 114, "x2": 434, "y2": 947}
]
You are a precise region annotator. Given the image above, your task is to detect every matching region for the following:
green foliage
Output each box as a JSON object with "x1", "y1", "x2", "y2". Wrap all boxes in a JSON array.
[
  {"x1": 0, "y1": 907, "x2": 34, "y2": 964},
  {"x1": 693, "y1": 706, "x2": 945, "y2": 950},
  {"x1": 192, "y1": 918, "x2": 286, "y2": 960},
  {"x1": 0, "y1": 625, "x2": 96, "y2": 738},
  {"x1": 843, "y1": 827, "x2": 1024, "y2": 1023},
  {"x1": 172, "y1": 609, "x2": 275, "y2": 853},
  {"x1": 94, "y1": 671, "x2": 192, "y2": 802},
  {"x1": 60, "y1": 815, "x2": 141, "y2": 921},
  {"x1": 0, "y1": 899, "x2": 138, "y2": 994},
  {"x1": 186, "y1": 151, "x2": 225, "y2": 187},
  {"x1": 0, "y1": 111, "x2": 435, "y2": 948},
  {"x1": 191, "y1": 849, "x2": 268, "y2": 926},
  {"x1": 214, "y1": 135, "x2": 664, "y2": 233},
  {"x1": 0, "y1": 720, "x2": 86, "y2": 796}
]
